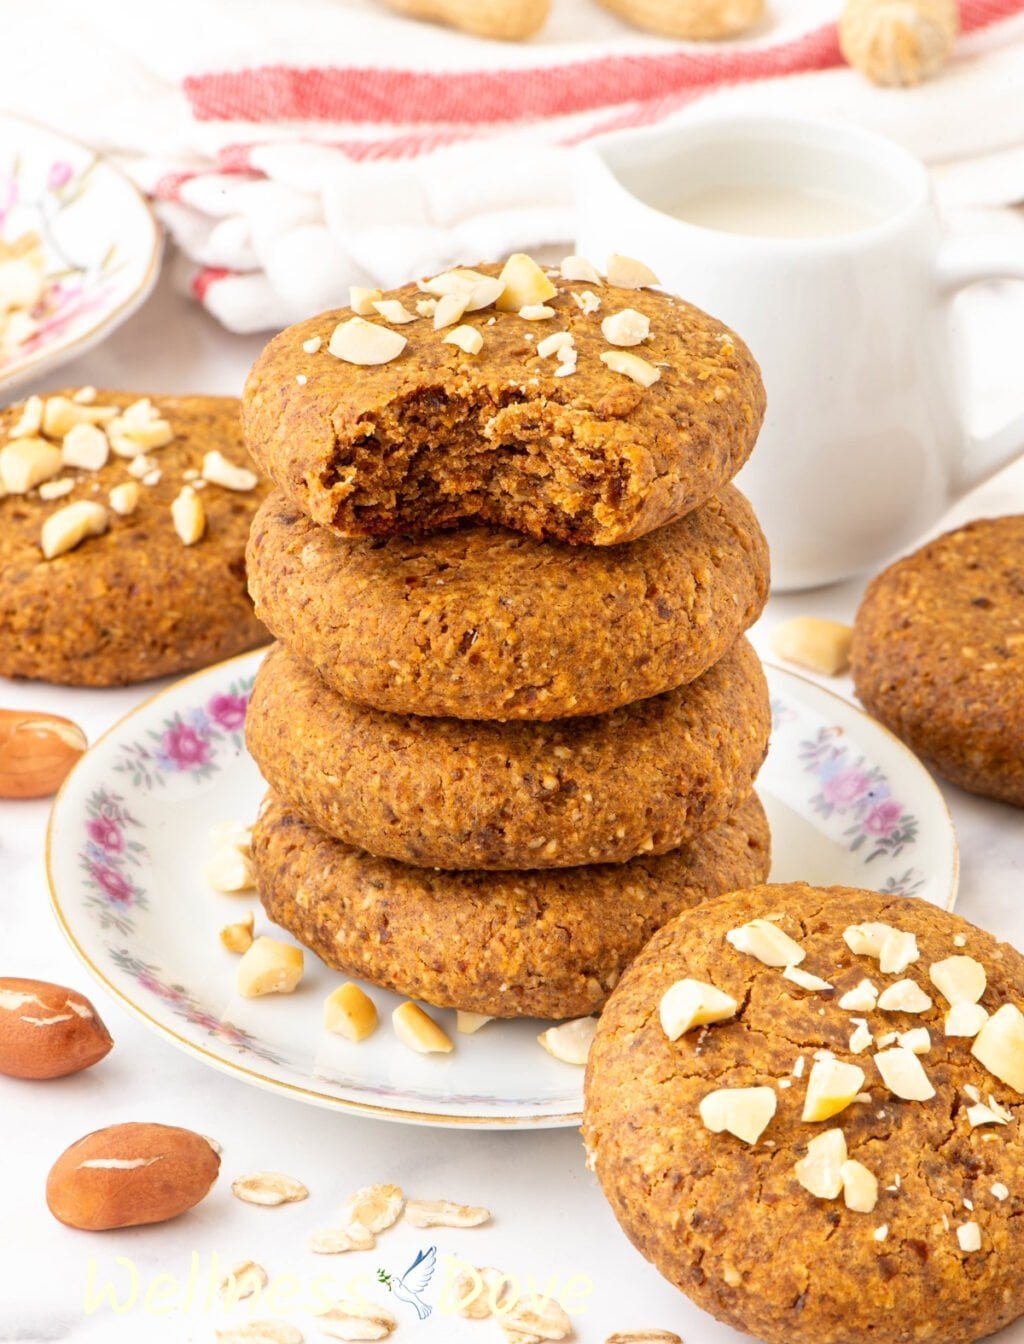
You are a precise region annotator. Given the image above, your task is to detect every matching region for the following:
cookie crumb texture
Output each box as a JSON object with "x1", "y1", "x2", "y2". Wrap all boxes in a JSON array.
[
  {"x1": 0, "y1": 392, "x2": 269, "y2": 685},
  {"x1": 253, "y1": 793, "x2": 770, "y2": 1019},
  {"x1": 245, "y1": 638, "x2": 770, "y2": 870},
  {"x1": 246, "y1": 485, "x2": 769, "y2": 720},
  {"x1": 852, "y1": 517, "x2": 1024, "y2": 807},
  {"x1": 584, "y1": 883, "x2": 1024, "y2": 1344},
  {"x1": 242, "y1": 267, "x2": 765, "y2": 546}
]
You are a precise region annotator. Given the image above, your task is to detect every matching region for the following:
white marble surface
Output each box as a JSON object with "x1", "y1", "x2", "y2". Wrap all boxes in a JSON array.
[{"x1": 3, "y1": 268, "x2": 1024, "y2": 1344}]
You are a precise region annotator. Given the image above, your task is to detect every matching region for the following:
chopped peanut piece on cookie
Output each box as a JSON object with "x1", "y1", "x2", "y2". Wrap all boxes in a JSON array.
[
  {"x1": 38, "y1": 478, "x2": 74, "y2": 501},
  {"x1": 433, "y1": 293, "x2": 469, "y2": 331},
  {"x1": 795, "y1": 1129, "x2": 847, "y2": 1199},
  {"x1": 373, "y1": 299, "x2": 418, "y2": 325},
  {"x1": 602, "y1": 309, "x2": 651, "y2": 347},
  {"x1": 899, "y1": 1027, "x2": 932, "y2": 1054},
  {"x1": 302, "y1": 335, "x2": 322, "y2": 353},
  {"x1": 726, "y1": 919, "x2": 805, "y2": 968},
  {"x1": 849, "y1": 1019, "x2": 874, "y2": 1054},
  {"x1": 605, "y1": 254, "x2": 660, "y2": 289},
  {"x1": 538, "y1": 1016, "x2": 598, "y2": 1065},
  {"x1": 41, "y1": 500, "x2": 108, "y2": 559},
  {"x1": 324, "y1": 983, "x2": 378, "y2": 1042},
  {"x1": 494, "y1": 253, "x2": 557, "y2": 312},
  {"x1": 443, "y1": 325, "x2": 484, "y2": 356},
  {"x1": 1, "y1": 437, "x2": 62, "y2": 493},
  {"x1": 783, "y1": 965, "x2": 833, "y2": 992},
  {"x1": 202, "y1": 450, "x2": 258, "y2": 492},
  {"x1": 946, "y1": 1003, "x2": 989, "y2": 1038},
  {"x1": 9, "y1": 394, "x2": 42, "y2": 437},
  {"x1": 171, "y1": 486, "x2": 206, "y2": 546},
  {"x1": 841, "y1": 1160, "x2": 878, "y2": 1213},
  {"x1": 844, "y1": 923, "x2": 892, "y2": 957},
  {"x1": 699, "y1": 1086, "x2": 776, "y2": 1145},
  {"x1": 536, "y1": 331, "x2": 574, "y2": 359},
  {"x1": 560, "y1": 256, "x2": 602, "y2": 285},
  {"x1": 62, "y1": 422, "x2": 109, "y2": 471},
  {"x1": 770, "y1": 617, "x2": 853, "y2": 676},
  {"x1": 349, "y1": 287, "x2": 383, "y2": 316},
  {"x1": 236, "y1": 937, "x2": 304, "y2": 998},
  {"x1": 393, "y1": 1001, "x2": 453, "y2": 1055},
  {"x1": 839, "y1": 979, "x2": 879, "y2": 1012},
  {"x1": 328, "y1": 317, "x2": 407, "y2": 366},
  {"x1": 803, "y1": 1059, "x2": 866, "y2": 1122},
  {"x1": 519, "y1": 303, "x2": 556, "y2": 320},
  {"x1": 877, "y1": 980, "x2": 932, "y2": 1013},
  {"x1": 108, "y1": 482, "x2": 140, "y2": 516},
  {"x1": 972, "y1": 1004, "x2": 1024, "y2": 1092},
  {"x1": 659, "y1": 978, "x2": 739, "y2": 1040},
  {"x1": 930, "y1": 956, "x2": 986, "y2": 1005},
  {"x1": 874, "y1": 1046, "x2": 935, "y2": 1101},
  {"x1": 879, "y1": 929, "x2": 920, "y2": 975},
  {"x1": 957, "y1": 1222, "x2": 982, "y2": 1253},
  {"x1": 599, "y1": 351, "x2": 661, "y2": 388}
]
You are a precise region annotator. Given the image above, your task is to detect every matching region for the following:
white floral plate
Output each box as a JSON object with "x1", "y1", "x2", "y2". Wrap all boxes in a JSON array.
[
  {"x1": 47, "y1": 651, "x2": 958, "y2": 1130},
  {"x1": 0, "y1": 115, "x2": 162, "y2": 396}
]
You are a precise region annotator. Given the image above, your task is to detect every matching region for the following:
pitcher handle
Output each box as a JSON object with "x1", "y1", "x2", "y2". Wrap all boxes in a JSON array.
[{"x1": 937, "y1": 238, "x2": 1024, "y2": 493}]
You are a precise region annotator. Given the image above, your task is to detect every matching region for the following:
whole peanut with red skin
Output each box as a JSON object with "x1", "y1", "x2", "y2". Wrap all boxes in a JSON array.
[{"x1": 0, "y1": 978, "x2": 112, "y2": 1078}]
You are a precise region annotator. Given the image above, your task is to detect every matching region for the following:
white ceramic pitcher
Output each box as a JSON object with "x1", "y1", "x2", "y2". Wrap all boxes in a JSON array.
[{"x1": 574, "y1": 115, "x2": 1024, "y2": 590}]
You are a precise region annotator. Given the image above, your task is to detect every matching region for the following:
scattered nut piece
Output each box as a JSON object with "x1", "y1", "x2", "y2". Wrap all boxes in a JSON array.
[
  {"x1": 41, "y1": 500, "x2": 108, "y2": 559},
  {"x1": 877, "y1": 979, "x2": 932, "y2": 1013},
  {"x1": 457, "y1": 1011, "x2": 494, "y2": 1034},
  {"x1": 605, "y1": 254, "x2": 660, "y2": 288},
  {"x1": 324, "y1": 983, "x2": 378, "y2": 1043},
  {"x1": 317, "y1": 1298, "x2": 396, "y2": 1341},
  {"x1": 849, "y1": 1019, "x2": 874, "y2": 1054},
  {"x1": 795, "y1": 1129, "x2": 848, "y2": 1199},
  {"x1": 495, "y1": 253, "x2": 557, "y2": 312},
  {"x1": 1, "y1": 437, "x2": 62, "y2": 493},
  {"x1": 141, "y1": 468, "x2": 162, "y2": 487},
  {"x1": 841, "y1": 1159, "x2": 879, "y2": 1213},
  {"x1": 302, "y1": 336, "x2": 322, "y2": 353},
  {"x1": 601, "y1": 308, "x2": 651, "y2": 347},
  {"x1": 874, "y1": 1046, "x2": 936, "y2": 1101},
  {"x1": 802, "y1": 1059, "x2": 866, "y2": 1122},
  {"x1": 443, "y1": 324, "x2": 484, "y2": 356},
  {"x1": 699, "y1": 1086, "x2": 776, "y2": 1145},
  {"x1": 770, "y1": 617, "x2": 853, "y2": 676},
  {"x1": 599, "y1": 350, "x2": 661, "y2": 388},
  {"x1": 202, "y1": 449, "x2": 259, "y2": 492},
  {"x1": 553, "y1": 347, "x2": 578, "y2": 377},
  {"x1": 726, "y1": 918, "x2": 805, "y2": 968},
  {"x1": 373, "y1": 299, "x2": 418, "y2": 325},
  {"x1": 966, "y1": 1098, "x2": 1010, "y2": 1128},
  {"x1": 62, "y1": 422, "x2": 109, "y2": 471},
  {"x1": 536, "y1": 331, "x2": 574, "y2": 359},
  {"x1": 236, "y1": 937, "x2": 304, "y2": 998},
  {"x1": 572, "y1": 290, "x2": 601, "y2": 315},
  {"x1": 341, "y1": 1183, "x2": 404, "y2": 1234},
  {"x1": 231, "y1": 1171, "x2": 309, "y2": 1207},
  {"x1": 127, "y1": 453, "x2": 156, "y2": 479},
  {"x1": 659, "y1": 978, "x2": 739, "y2": 1040},
  {"x1": 109, "y1": 481, "x2": 140, "y2": 516},
  {"x1": 72, "y1": 386, "x2": 97, "y2": 403},
  {"x1": 843, "y1": 923, "x2": 892, "y2": 958},
  {"x1": 219, "y1": 1260, "x2": 268, "y2": 1303},
  {"x1": 350, "y1": 287, "x2": 383, "y2": 316},
  {"x1": 930, "y1": 955, "x2": 986, "y2": 1006},
  {"x1": 204, "y1": 846, "x2": 256, "y2": 893},
  {"x1": 880, "y1": 928, "x2": 920, "y2": 975},
  {"x1": 838, "y1": 979, "x2": 879, "y2": 1012},
  {"x1": 393, "y1": 1001, "x2": 453, "y2": 1055},
  {"x1": 519, "y1": 303, "x2": 556, "y2": 320},
  {"x1": 328, "y1": 316, "x2": 407, "y2": 366},
  {"x1": 946, "y1": 1003, "x2": 989, "y2": 1038},
  {"x1": 957, "y1": 1221, "x2": 982, "y2": 1253},
  {"x1": 433, "y1": 293, "x2": 469, "y2": 331},
  {"x1": 992, "y1": 1182, "x2": 1010, "y2": 1200},
  {"x1": 38, "y1": 478, "x2": 74, "y2": 500},
  {"x1": 415, "y1": 298, "x2": 437, "y2": 318},
  {"x1": 899, "y1": 1027, "x2": 932, "y2": 1055},
  {"x1": 217, "y1": 1323, "x2": 303, "y2": 1344},
  {"x1": 9, "y1": 394, "x2": 43, "y2": 437},
  {"x1": 972, "y1": 1004, "x2": 1024, "y2": 1092},
  {"x1": 420, "y1": 269, "x2": 503, "y2": 311},
  {"x1": 220, "y1": 913, "x2": 255, "y2": 955},
  {"x1": 404, "y1": 1199, "x2": 491, "y2": 1229},
  {"x1": 783, "y1": 965, "x2": 833, "y2": 992},
  {"x1": 537, "y1": 1016, "x2": 598, "y2": 1065},
  {"x1": 171, "y1": 486, "x2": 206, "y2": 546},
  {"x1": 309, "y1": 1224, "x2": 375, "y2": 1254},
  {"x1": 43, "y1": 395, "x2": 117, "y2": 439},
  {"x1": 107, "y1": 399, "x2": 173, "y2": 452},
  {"x1": 560, "y1": 256, "x2": 602, "y2": 285},
  {"x1": 839, "y1": 0, "x2": 958, "y2": 88},
  {"x1": 0, "y1": 977, "x2": 112, "y2": 1078}
]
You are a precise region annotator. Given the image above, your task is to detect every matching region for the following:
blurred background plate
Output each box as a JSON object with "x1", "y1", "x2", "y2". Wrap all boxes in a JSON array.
[
  {"x1": 47, "y1": 652, "x2": 958, "y2": 1130},
  {"x1": 0, "y1": 114, "x2": 161, "y2": 397}
]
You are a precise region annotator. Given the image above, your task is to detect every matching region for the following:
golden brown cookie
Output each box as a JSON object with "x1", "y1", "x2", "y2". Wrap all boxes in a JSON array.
[
  {"x1": 851, "y1": 516, "x2": 1024, "y2": 807},
  {"x1": 0, "y1": 390, "x2": 270, "y2": 686},
  {"x1": 585, "y1": 882, "x2": 1024, "y2": 1344},
  {"x1": 242, "y1": 259, "x2": 765, "y2": 546},
  {"x1": 245, "y1": 638, "x2": 770, "y2": 870},
  {"x1": 246, "y1": 485, "x2": 769, "y2": 720},
  {"x1": 253, "y1": 792, "x2": 771, "y2": 1019}
]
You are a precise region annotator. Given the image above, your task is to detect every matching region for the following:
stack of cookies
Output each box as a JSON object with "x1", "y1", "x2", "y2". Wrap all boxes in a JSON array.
[{"x1": 242, "y1": 253, "x2": 773, "y2": 1024}]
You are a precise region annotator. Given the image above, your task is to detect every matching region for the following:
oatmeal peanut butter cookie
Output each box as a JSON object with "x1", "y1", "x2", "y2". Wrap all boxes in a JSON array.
[
  {"x1": 242, "y1": 256, "x2": 765, "y2": 546},
  {"x1": 0, "y1": 390, "x2": 269, "y2": 685},
  {"x1": 584, "y1": 883, "x2": 1024, "y2": 1344},
  {"x1": 246, "y1": 484, "x2": 769, "y2": 720},
  {"x1": 253, "y1": 792, "x2": 770, "y2": 1019},
  {"x1": 852, "y1": 517, "x2": 1024, "y2": 807},
  {"x1": 246, "y1": 638, "x2": 770, "y2": 870}
]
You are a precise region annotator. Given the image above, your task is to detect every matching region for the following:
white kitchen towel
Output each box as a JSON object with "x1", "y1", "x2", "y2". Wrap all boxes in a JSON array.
[{"x1": 7, "y1": 0, "x2": 1024, "y2": 330}]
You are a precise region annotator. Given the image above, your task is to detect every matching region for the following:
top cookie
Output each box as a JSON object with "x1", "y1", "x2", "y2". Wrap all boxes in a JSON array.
[
  {"x1": 242, "y1": 254, "x2": 765, "y2": 545},
  {"x1": 852, "y1": 516, "x2": 1024, "y2": 808},
  {"x1": 0, "y1": 389, "x2": 269, "y2": 686},
  {"x1": 585, "y1": 882, "x2": 1024, "y2": 1344}
]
